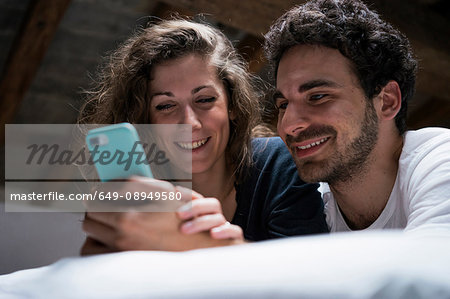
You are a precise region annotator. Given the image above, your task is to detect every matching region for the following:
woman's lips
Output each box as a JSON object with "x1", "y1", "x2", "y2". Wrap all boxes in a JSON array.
[{"x1": 175, "y1": 137, "x2": 210, "y2": 150}]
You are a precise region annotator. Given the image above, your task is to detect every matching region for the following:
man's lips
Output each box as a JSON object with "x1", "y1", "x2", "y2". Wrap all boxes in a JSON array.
[
  {"x1": 290, "y1": 136, "x2": 330, "y2": 159},
  {"x1": 295, "y1": 137, "x2": 329, "y2": 149}
]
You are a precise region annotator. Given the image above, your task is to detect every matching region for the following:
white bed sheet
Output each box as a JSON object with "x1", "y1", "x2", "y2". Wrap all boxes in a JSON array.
[{"x1": 1, "y1": 231, "x2": 450, "y2": 298}]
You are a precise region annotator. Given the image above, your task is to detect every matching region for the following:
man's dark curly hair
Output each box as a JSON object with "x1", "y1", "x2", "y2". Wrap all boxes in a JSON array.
[{"x1": 264, "y1": 0, "x2": 418, "y2": 134}]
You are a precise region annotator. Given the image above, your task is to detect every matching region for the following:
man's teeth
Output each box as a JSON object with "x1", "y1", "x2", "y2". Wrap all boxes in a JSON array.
[
  {"x1": 297, "y1": 137, "x2": 328, "y2": 150},
  {"x1": 177, "y1": 138, "x2": 208, "y2": 150}
]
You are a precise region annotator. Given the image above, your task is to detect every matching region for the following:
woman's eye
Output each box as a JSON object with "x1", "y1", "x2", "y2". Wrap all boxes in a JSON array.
[
  {"x1": 310, "y1": 94, "x2": 327, "y2": 101},
  {"x1": 197, "y1": 97, "x2": 216, "y2": 104},
  {"x1": 155, "y1": 103, "x2": 174, "y2": 111}
]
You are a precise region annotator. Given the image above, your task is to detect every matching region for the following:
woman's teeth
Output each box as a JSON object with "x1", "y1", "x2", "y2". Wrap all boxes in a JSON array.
[
  {"x1": 297, "y1": 137, "x2": 328, "y2": 150},
  {"x1": 177, "y1": 138, "x2": 208, "y2": 150}
]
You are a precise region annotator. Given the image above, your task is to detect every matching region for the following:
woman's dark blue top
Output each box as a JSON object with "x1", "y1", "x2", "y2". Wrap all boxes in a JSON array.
[{"x1": 231, "y1": 137, "x2": 328, "y2": 241}]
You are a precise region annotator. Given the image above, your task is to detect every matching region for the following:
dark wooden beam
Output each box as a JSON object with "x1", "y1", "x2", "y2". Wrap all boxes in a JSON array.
[
  {"x1": 157, "y1": 0, "x2": 303, "y2": 36},
  {"x1": 0, "y1": 0, "x2": 72, "y2": 136},
  {"x1": 151, "y1": 1, "x2": 193, "y2": 19}
]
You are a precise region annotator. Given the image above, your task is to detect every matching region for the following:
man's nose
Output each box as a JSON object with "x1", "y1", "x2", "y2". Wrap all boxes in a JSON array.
[{"x1": 278, "y1": 102, "x2": 310, "y2": 137}]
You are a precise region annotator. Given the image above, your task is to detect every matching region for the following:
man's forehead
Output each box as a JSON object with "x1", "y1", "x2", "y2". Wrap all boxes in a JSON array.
[
  {"x1": 276, "y1": 45, "x2": 359, "y2": 88},
  {"x1": 279, "y1": 45, "x2": 346, "y2": 69}
]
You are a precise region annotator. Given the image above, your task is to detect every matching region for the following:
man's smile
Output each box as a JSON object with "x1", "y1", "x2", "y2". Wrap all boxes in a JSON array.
[{"x1": 291, "y1": 136, "x2": 331, "y2": 159}]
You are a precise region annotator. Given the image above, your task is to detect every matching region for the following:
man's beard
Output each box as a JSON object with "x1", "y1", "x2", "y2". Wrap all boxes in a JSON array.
[{"x1": 286, "y1": 102, "x2": 379, "y2": 185}]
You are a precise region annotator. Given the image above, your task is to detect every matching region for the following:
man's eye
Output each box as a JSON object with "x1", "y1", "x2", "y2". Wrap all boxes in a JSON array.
[
  {"x1": 310, "y1": 94, "x2": 327, "y2": 101},
  {"x1": 197, "y1": 97, "x2": 216, "y2": 104},
  {"x1": 155, "y1": 103, "x2": 174, "y2": 111},
  {"x1": 277, "y1": 101, "x2": 288, "y2": 110}
]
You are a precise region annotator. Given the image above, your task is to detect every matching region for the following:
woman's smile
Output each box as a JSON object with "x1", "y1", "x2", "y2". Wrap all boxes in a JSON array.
[{"x1": 175, "y1": 137, "x2": 211, "y2": 151}]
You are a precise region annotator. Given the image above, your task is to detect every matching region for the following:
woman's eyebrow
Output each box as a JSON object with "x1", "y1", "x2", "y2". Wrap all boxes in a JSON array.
[
  {"x1": 151, "y1": 91, "x2": 174, "y2": 98},
  {"x1": 151, "y1": 85, "x2": 215, "y2": 98},
  {"x1": 192, "y1": 85, "x2": 214, "y2": 94}
]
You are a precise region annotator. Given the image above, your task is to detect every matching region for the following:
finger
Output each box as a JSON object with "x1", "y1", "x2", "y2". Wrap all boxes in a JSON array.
[
  {"x1": 80, "y1": 237, "x2": 116, "y2": 256},
  {"x1": 174, "y1": 185, "x2": 203, "y2": 200},
  {"x1": 128, "y1": 176, "x2": 173, "y2": 190},
  {"x1": 82, "y1": 216, "x2": 118, "y2": 248},
  {"x1": 86, "y1": 212, "x2": 122, "y2": 228},
  {"x1": 176, "y1": 197, "x2": 222, "y2": 220},
  {"x1": 124, "y1": 177, "x2": 199, "y2": 203},
  {"x1": 180, "y1": 213, "x2": 227, "y2": 234},
  {"x1": 210, "y1": 222, "x2": 244, "y2": 240}
]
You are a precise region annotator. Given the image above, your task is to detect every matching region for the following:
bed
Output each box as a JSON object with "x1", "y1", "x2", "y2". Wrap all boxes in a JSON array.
[{"x1": 1, "y1": 231, "x2": 449, "y2": 298}]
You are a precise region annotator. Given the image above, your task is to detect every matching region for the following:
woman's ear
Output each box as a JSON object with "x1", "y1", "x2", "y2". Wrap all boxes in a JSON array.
[
  {"x1": 228, "y1": 108, "x2": 236, "y2": 121},
  {"x1": 376, "y1": 80, "x2": 402, "y2": 120}
]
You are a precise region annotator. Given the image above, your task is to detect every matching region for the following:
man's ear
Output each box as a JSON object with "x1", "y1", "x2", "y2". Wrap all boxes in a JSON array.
[{"x1": 375, "y1": 80, "x2": 402, "y2": 120}]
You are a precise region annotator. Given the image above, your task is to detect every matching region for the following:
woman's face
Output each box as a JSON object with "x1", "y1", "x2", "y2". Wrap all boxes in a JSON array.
[{"x1": 148, "y1": 54, "x2": 231, "y2": 175}]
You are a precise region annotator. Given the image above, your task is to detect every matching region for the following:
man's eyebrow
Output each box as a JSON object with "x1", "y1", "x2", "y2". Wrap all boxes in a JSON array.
[
  {"x1": 272, "y1": 79, "x2": 341, "y2": 102},
  {"x1": 298, "y1": 79, "x2": 340, "y2": 92},
  {"x1": 272, "y1": 90, "x2": 284, "y2": 102}
]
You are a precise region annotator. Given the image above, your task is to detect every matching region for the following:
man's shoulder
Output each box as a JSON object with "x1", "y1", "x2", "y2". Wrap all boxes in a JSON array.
[
  {"x1": 399, "y1": 127, "x2": 450, "y2": 171},
  {"x1": 403, "y1": 127, "x2": 450, "y2": 153},
  {"x1": 396, "y1": 128, "x2": 450, "y2": 232}
]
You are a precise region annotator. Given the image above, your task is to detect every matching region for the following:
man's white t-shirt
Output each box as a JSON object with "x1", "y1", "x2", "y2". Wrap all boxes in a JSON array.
[{"x1": 320, "y1": 127, "x2": 450, "y2": 233}]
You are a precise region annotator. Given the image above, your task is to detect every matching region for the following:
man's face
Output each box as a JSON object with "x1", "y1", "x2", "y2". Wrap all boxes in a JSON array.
[{"x1": 275, "y1": 45, "x2": 379, "y2": 184}]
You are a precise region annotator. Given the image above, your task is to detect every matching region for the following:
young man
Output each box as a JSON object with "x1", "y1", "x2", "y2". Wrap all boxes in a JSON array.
[{"x1": 264, "y1": 0, "x2": 450, "y2": 233}]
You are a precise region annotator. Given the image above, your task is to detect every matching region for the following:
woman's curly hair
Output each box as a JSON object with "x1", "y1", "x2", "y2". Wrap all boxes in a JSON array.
[
  {"x1": 78, "y1": 18, "x2": 262, "y2": 183},
  {"x1": 264, "y1": 0, "x2": 417, "y2": 134}
]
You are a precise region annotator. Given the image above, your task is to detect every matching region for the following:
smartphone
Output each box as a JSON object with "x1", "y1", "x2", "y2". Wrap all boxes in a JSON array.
[{"x1": 86, "y1": 123, "x2": 153, "y2": 181}]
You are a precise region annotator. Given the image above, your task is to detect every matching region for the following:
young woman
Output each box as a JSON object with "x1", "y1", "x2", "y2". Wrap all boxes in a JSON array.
[{"x1": 79, "y1": 19, "x2": 327, "y2": 253}]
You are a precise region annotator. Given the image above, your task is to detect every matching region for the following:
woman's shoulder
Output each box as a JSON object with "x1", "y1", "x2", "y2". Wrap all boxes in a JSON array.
[
  {"x1": 251, "y1": 136, "x2": 285, "y2": 148},
  {"x1": 250, "y1": 137, "x2": 293, "y2": 168}
]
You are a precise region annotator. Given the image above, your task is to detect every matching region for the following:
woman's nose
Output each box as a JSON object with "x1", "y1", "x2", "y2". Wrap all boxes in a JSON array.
[{"x1": 182, "y1": 105, "x2": 201, "y2": 129}]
